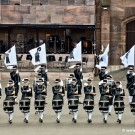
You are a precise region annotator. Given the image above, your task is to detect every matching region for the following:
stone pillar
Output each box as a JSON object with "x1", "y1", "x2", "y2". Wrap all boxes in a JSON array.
[{"x1": 101, "y1": 9, "x2": 110, "y2": 47}]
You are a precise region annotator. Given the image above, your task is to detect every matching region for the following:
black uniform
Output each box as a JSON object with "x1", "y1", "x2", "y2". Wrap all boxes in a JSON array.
[
  {"x1": 21, "y1": 85, "x2": 32, "y2": 100},
  {"x1": 113, "y1": 87, "x2": 125, "y2": 112},
  {"x1": 130, "y1": 84, "x2": 135, "y2": 113},
  {"x1": 4, "y1": 86, "x2": 15, "y2": 112},
  {"x1": 10, "y1": 71, "x2": 21, "y2": 96},
  {"x1": 67, "y1": 84, "x2": 79, "y2": 99},
  {"x1": 68, "y1": 84, "x2": 79, "y2": 110},
  {"x1": 84, "y1": 85, "x2": 96, "y2": 100},
  {"x1": 74, "y1": 69, "x2": 83, "y2": 95},
  {"x1": 35, "y1": 84, "x2": 47, "y2": 100},
  {"x1": 99, "y1": 72, "x2": 108, "y2": 81},
  {"x1": 20, "y1": 85, "x2": 32, "y2": 113},
  {"x1": 130, "y1": 85, "x2": 135, "y2": 102},
  {"x1": 126, "y1": 73, "x2": 135, "y2": 96},
  {"x1": 107, "y1": 80, "x2": 116, "y2": 106},
  {"x1": 52, "y1": 85, "x2": 65, "y2": 110},
  {"x1": 99, "y1": 85, "x2": 110, "y2": 101},
  {"x1": 39, "y1": 70, "x2": 48, "y2": 87}
]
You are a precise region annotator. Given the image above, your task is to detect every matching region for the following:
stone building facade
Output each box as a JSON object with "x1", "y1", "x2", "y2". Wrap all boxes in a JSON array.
[{"x1": 0, "y1": 0, "x2": 135, "y2": 65}]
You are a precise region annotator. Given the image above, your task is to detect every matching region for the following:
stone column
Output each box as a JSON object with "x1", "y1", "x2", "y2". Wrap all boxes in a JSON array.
[{"x1": 101, "y1": 9, "x2": 110, "y2": 47}]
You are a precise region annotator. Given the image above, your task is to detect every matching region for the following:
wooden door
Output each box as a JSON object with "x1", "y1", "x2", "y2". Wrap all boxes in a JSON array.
[{"x1": 126, "y1": 20, "x2": 135, "y2": 51}]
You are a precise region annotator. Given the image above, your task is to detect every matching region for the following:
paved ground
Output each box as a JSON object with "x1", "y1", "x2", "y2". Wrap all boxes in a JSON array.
[{"x1": 0, "y1": 69, "x2": 135, "y2": 135}]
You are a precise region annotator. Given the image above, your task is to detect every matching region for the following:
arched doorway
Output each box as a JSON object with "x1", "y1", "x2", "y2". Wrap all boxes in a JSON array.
[{"x1": 126, "y1": 20, "x2": 135, "y2": 51}]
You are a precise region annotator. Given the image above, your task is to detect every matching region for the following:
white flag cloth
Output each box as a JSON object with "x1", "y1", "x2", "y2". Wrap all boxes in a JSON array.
[
  {"x1": 68, "y1": 41, "x2": 82, "y2": 62},
  {"x1": 4, "y1": 45, "x2": 17, "y2": 66},
  {"x1": 120, "y1": 45, "x2": 135, "y2": 67},
  {"x1": 29, "y1": 43, "x2": 47, "y2": 65},
  {"x1": 96, "y1": 44, "x2": 109, "y2": 69},
  {"x1": 101, "y1": 45, "x2": 104, "y2": 52}
]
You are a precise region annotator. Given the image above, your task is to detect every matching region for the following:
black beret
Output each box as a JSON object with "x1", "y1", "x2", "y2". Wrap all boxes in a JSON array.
[
  {"x1": 55, "y1": 79, "x2": 61, "y2": 83},
  {"x1": 8, "y1": 80, "x2": 13, "y2": 84}
]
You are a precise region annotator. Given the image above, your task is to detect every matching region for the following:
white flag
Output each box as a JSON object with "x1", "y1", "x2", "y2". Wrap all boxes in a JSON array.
[
  {"x1": 4, "y1": 45, "x2": 17, "y2": 66},
  {"x1": 101, "y1": 45, "x2": 104, "y2": 52},
  {"x1": 68, "y1": 41, "x2": 82, "y2": 62},
  {"x1": 120, "y1": 45, "x2": 135, "y2": 67},
  {"x1": 96, "y1": 44, "x2": 109, "y2": 69},
  {"x1": 29, "y1": 43, "x2": 47, "y2": 65}
]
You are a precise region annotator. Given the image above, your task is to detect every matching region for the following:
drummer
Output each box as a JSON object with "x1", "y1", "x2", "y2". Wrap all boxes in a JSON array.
[
  {"x1": 20, "y1": 78, "x2": 32, "y2": 123},
  {"x1": 38, "y1": 65, "x2": 49, "y2": 88},
  {"x1": 130, "y1": 83, "x2": 135, "y2": 116},
  {"x1": 34, "y1": 78, "x2": 47, "y2": 123},
  {"x1": 106, "y1": 75, "x2": 116, "y2": 115},
  {"x1": 66, "y1": 74, "x2": 75, "y2": 98},
  {"x1": 4, "y1": 80, "x2": 16, "y2": 124},
  {"x1": 65, "y1": 74, "x2": 74, "y2": 92},
  {"x1": 99, "y1": 79, "x2": 111, "y2": 123},
  {"x1": 52, "y1": 79, "x2": 65, "y2": 123},
  {"x1": 99, "y1": 66, "x2": 108, "y2": 81},
  {"x1": 84, "y1": 79, "x2": 96, "y2": 123},
  {"x1": 113, "y1": 81, "x2": 125, "y2": 124},
  {"x1": 68, "y1": 79, "x2": 79, "y2": 123}
]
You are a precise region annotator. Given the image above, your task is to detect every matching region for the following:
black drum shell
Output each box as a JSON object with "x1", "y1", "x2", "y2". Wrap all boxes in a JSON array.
[
  {"x1": 3, "y1": 100, "x2": 14, "y2": 112},
  {"x1": 19, "y1": 99, "x2": 30, "y2": 111},
  {"x1": 114, "y1": 100, "x2": 125, "y2": 111},
  {"x1": 68, "y1": 95, "x2": 78, "y2": 110}
]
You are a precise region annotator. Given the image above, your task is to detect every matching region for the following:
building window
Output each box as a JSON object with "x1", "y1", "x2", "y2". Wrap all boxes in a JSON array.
[{"x1": 1, "y1": 0, "x2": 10, "y2": 5}]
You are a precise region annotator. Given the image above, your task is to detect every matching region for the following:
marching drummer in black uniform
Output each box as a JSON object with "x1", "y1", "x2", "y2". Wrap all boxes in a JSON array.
[
  {"x1": 67, "y1": 79, "x2": 79, "y2": 123},
  {"x1": 83, "y1": 79, "x2": 96, "y2": 123},
  {"x1": 20, "y1": 78, "x2": 32, "y2": 123},
  {"x1": 99, "y1": 79, "x2": 111, "y2": 123},
  {"x1": 113, "y1": 81, "x2": 125, "y2": 124},
  {"x1": 106, "y1": 75, "x2": 116, "y2": 115},
  {"x1": 38, "y1": 65, "x2": 49, "y2": 87},
  {"x1": 4, "y1": 80, "x2": 16, "y2": 124},
  {"x1": 10, "y1": 65, "x2": 21, "y2": 104},
  {"x1": 65, "y1": 74, "x2": 74, "y2": 92},
  {"x1": 34, "y1": 78, "x2": 47, "y2": 123},
  {"x1": 126, "y1": 66, "x2": 135, "y2": 104},
  {"x1": 74, "y1": 63, "x2": 83, "y2": 104},
  {"x1": 52, "y1": 79, "x2": 65, "y2": 123},
  {"x1": 99, "y1": 66, "x2": 108, "y2": 81},
  {"x1": 129, "y1": 83, "x2": 135, "y2": 118}
]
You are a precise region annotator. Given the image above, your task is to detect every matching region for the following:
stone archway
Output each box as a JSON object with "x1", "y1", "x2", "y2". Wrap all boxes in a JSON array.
[
  {"x1": 121, "y1": 16, "x2": 135, "y2": 53},
  {"x1": 126, "y1": 20, "x2": 135, "y2": 51}
]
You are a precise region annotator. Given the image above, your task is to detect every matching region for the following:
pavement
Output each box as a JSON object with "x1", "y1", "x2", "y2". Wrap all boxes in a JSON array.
[{"x1": 0, "y1": 69, "x2": 135, "y2": 135}]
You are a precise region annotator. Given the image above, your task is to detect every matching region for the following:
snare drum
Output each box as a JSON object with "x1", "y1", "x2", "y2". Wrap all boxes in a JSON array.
[
  {"x1": 52, "y1": 99, "x2": 63, "y2": 110},
  {"x1": 68, "y1": 95, "x2": 78, "y2": 110},
  {"x1": 114, "y1": 101, "x2": 125, "y2": 111},
  {"x1": 34, "y1": 99, "x2": 45, "y2": 111},
  {"x1": 19, "y1": 99, "x2": 30, "y2": 111},
  {"x1": 83, "y1": 99, "x2": 94, "y2": 110},
  {"x1": 3, "y1": 100, "x2": 14, "y2": 112},
  {"x1": 99, "y1": 100, "x2": 109, "y2": 111},
  {"x1": 130, "y1": 102, "x2": 135, "y2": 112}
]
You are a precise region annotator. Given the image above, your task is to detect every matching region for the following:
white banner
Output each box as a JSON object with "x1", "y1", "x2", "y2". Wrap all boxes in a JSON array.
[
  {"x1": 120, "y1": 45, "x2": 135, "y2": 67},
  {"x1": 4, "y1": 45, "x2": 17, "y2": 66},
  {"x1": 68, "y1": 41, "x2": 82, "y2": 62},
  {"x1": 29, "y1": 43, "x2": 47, "y2": 65},
  {"x1": 96, "y1": 44, "x2": 109, "y2": 69}
]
